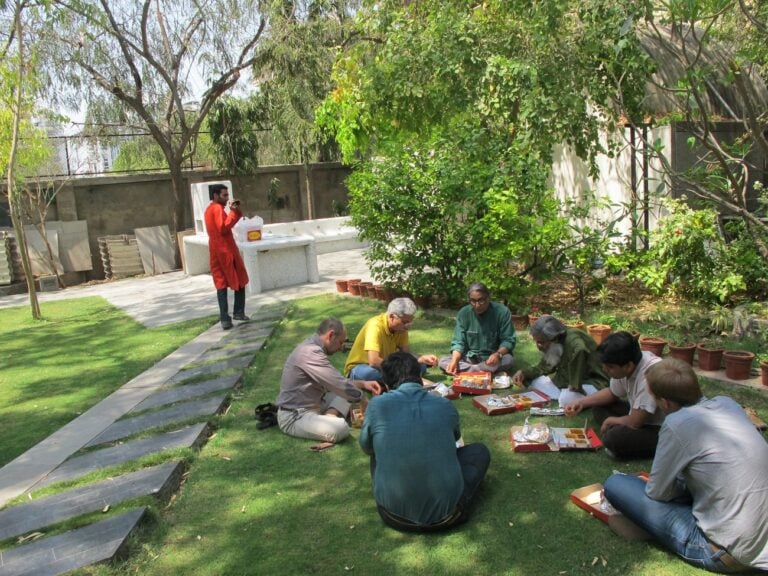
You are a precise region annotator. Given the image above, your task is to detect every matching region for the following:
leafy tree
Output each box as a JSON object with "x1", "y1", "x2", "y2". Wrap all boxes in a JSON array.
[
  {"x1": 318, "y1": 0, "x2": 650, "y2": 301},
  {"x1": 39, "y1": 0, "x2": 268, "y2": 236}
]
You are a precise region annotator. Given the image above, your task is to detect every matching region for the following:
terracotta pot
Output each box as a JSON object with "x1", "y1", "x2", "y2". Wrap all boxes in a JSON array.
[
  {"x1": 723, "y1": 350, "x2": 755, "y2": 380},
  {"x1": 528, "y1": 313, "x2": 540, "y2": 326},
  {"x1": 587, "y1": 324, "x2": 612, "y2": 345},
  {"x1": 360, "y1": 282, "x2": 374, "y2": 297},
  {"x1": 696, "y1": 344, "x2": 724, "y2": 371},
  {"x1": 668, "y1": 342, "x2": 696, "y2": 365},
  {"x1": 374, "y1": 285, "x2": 386, "y2": 301},
  {"x1": 511, "y1": 314, "x2": 528, "y2": 331},
  {"x1": 566, "y1": 321, "x2": 586, "y2": 332},
  {"x1": 383, "y1": 288, "x2": 396, "y2": 302},
  {"x1": 348, "y1": 280, "x2": 362, "y2": 296},
  {"x1": 761, "y1": 361, "x2": 768, "y2": 387},
  {"x1": 335, "y1": 279, "x2": 349, "y2": 293},
  {"x1": 639, "y1": 336, "x2": 666, "y2": 357}
]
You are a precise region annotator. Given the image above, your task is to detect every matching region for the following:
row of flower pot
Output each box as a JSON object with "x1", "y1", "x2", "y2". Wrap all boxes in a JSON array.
[{"x1": 336, "y1": 279, "x2": 395, "y2": 302}]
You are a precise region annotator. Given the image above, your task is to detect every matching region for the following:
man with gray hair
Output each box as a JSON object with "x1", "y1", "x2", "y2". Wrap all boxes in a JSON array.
[
  {"x1": 438, "y1": 282, "x2": 516, "y2": 375},
  {"x1": 512, "y1": 315, "x2": 607, "y2": 406},
  {"x1": 276, "y1": 318, "x2": 381, "y2": 444},
  {"x1": 344, "y1": 297, "x2": 438, "y2": 381}
]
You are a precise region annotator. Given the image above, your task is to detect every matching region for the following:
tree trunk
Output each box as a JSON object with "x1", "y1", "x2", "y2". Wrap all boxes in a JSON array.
[
  {"x1": 168, "y1": 161, "x2": 186, "y2": 267},
  {"x1": 7, "y1": 10, "x2": 41, "y2": 319}
]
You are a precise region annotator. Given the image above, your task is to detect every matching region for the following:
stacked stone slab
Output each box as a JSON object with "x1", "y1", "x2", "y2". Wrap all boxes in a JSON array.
[{"x1": 0, "y1": 307, "x2": 286, "y2": 576}]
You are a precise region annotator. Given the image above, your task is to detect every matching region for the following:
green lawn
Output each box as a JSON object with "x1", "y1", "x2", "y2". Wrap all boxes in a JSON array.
[
  {"x1": 0, "y1": 297, "x2": 214, "y2": 467},
  {"x1": 87, "y1": 294, "x2": 768, "y2": 576}
]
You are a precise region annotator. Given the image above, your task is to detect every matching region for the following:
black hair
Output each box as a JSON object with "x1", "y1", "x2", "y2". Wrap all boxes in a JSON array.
[
  {"x1": 317, "y1": 317, "x2": 344, "y2": 335},
  {"x1": 208, "y1": 183, "x2": 228, "y2": 200},
  {"x1": 381, "y1": 352, "x2": 422, "y2": 390},
  {"x1": 596, "y1": 331, "x2": 642, "y2": 366}
]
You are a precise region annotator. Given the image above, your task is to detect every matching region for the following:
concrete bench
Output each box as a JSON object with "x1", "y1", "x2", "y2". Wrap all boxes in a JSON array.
[{"x1": 262, "y1": 216, "x2": 366, "y2": 254}]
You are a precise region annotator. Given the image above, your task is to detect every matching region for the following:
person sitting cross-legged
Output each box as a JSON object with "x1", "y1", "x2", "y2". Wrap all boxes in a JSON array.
[
  {"x1": 438, "y1": 282, "x2": 516, "y2": 375},
  {"x1": 511, "y1": 315, "x2": 607, "y2": 407},
  {"x1": 359, "y1": 352, "x2": 491, "y2": 532},
  {"x1": 603, "y1": 358, "x2": 768, "y2": 573},
  {"x1": 276, "y1": 318, "x2": 381, "y2": 444},
  {"x1": 564, "y1": 331, "x2": 664, "y2": 459}
]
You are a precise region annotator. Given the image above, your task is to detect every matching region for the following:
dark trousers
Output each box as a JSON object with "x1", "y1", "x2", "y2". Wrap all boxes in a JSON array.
[
  {"x1": 593, "y1": 400, "x2": 660, "y2": 459},
  {"x1": 216, "y1": 288, "x2": 245, "y2": 321},
  {"x1": 372, "y1": 442, "x2": 491, "y2": 533}
]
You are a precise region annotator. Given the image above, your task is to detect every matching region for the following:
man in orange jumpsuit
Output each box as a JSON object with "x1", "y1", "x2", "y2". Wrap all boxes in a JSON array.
[{"x1": 205, "y1": 184, "x2": 249, "y2": 330}]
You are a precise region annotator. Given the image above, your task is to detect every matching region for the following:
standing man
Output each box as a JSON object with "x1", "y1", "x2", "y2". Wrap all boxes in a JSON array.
[
  {"x1": 511, "y1": 315, "x2": 607, "y2": 406},
  {"x1": 438, "y1": 282, "x2": 516, "y2": 375},
  {"x1": 344, "y1": 298, "x2": 438, "y2": 381},
  {"x1": 360, "y1": 352, "x2": 491, "y2": 532},
  {"x1": 204, "y1": 183, "x2": 249, "y2": 330},
  {"x1": 565, "y1": 331, "x2": 663, "y2": 459},
  {"x1": 604, "y1": 359, "x2": 768, "y2": 572},
  {"x1": 277, "y1": 318, "x2": 381, "y2": 444}
]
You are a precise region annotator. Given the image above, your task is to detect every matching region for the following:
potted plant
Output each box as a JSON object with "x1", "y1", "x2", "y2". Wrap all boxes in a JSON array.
[
  {"x1": 587, "y1": 313, "x2": 614, "y2": 345},
  {"x1": 697, "y1": 337, "x2": 725, "y2": 371},
  {"x1": 667, "y1": 333, "x2": 696, "y2": 365},
  {"x1": 759, "y1": 353, "x2": 768, "y2": 387},
  {"x1": 639, "y1": 334, "x2": 667, "y2": 357},
  {"x1": 723, "y1": 350, "x2": 756, "y2": 380},
  {"x1": 335, "y1": 279, "x2": 349, "y2": 293},
  {"x1": 561, "y1": 310, "x2": 586, "y2": 332}
]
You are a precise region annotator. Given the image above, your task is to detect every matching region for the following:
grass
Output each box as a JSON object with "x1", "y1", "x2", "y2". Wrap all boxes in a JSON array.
[
  {"x1": 0, "y1": 297, "x2": 214, "y2": 467},
  {"x1": 82, "y1": 294, "x2": 768, "y2": 576}
]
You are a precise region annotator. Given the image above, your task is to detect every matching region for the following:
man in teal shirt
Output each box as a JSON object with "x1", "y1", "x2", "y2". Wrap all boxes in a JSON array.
[
  {"x1": 360, "y1": 353, "x2": 491, "y2": 532},
  {"x1": 439, "y1": 282, "x2": 516, "y2": 374}
]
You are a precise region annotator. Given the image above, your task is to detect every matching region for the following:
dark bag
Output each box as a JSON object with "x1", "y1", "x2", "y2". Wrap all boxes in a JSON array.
[{"x1": 254, "y1": 403, "x2": 278, "y2": 430}]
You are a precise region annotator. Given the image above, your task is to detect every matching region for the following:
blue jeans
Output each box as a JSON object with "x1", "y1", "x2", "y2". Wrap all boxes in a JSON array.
[
  {"x1": 348, "y1": 362, "x2": 429, "y2": 383},
  {"x1": 604, "y1": 474, "x2": 743, "y2": 573}
]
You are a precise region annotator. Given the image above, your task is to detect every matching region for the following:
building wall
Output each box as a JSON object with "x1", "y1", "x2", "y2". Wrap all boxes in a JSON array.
[{"x1": 0, "y1": 162, "x2": 351, "y2": 280}]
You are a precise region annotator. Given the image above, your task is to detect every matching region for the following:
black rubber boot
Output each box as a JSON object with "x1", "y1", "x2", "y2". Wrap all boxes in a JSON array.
[
  {"x1": 217, "y1": 289, "x2": 232, "y2": 329},
  {"x1": 233, "y1": 288, "x2": 249, "y2": 321}
]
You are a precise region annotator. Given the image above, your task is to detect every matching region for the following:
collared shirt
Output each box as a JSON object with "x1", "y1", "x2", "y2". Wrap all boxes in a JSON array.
[
  {"x1": 450, "y1": 301, "x2": 516, "y2": 358},
  {"x1": 344, "y1": 313, "x2": 409, "y2": 375},
  {"x1": 359, "y1": 382, "x2": 463, "y2": 525},
  {"x1": 609, "y1": 351, "x2": 664, "y2": 425},
  {"x1": 647, "y1": 396, "x2": 768, "y2": 569},
  {"x1": 277, "y1": 334, "x2": 362, "y2": 411},
  {"x1": 522, "y1": 328, "x2": 608, "y2": 390}
]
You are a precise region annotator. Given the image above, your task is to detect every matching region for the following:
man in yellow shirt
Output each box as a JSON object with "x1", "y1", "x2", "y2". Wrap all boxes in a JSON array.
[{"x1": 344, "y1": 298, "x2": 438, "y2": 381}]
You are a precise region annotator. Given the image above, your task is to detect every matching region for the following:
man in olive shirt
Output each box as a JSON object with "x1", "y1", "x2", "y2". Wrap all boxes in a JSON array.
[
  {"x1": 360, "y1": 353, "x2": 491, "y2": 532},
  {"x1": 438, "y1": 282, "x2": 516, "y2": 374},
  {"x1": 604, "y1": 359, "x2": 768, "y2": 572},
  {"x1": 277, "y1": 318, "x2": 380, "y2": 444},
  {"x1": 512, "y1": 315, "x2": 607, "y2": 406}
]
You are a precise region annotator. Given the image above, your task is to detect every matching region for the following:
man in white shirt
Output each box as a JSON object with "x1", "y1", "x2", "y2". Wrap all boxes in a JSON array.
[{"x1": 565, "y1": 331, "x2": 663, "y2": 459}]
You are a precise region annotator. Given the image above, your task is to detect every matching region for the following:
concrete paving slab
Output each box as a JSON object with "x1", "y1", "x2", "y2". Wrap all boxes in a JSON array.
[
  {"x1": 0, "y1": 325, "x2": 228, "y2": 509},
  {"x1": 0, "y1": 507, "x2": 146, "y2": 576},
  {"x1": 223, "y1": 326, "x2": 274, "y2": 343},
  {"x1": 166, "y1": 355, "x2": 252, "y2": 385},
  {"x1": 0, "y1": 461, "x2": 182, "y2": 542},
  {"x1": 132, "y1": 375, "x2": 241, "y2": 413},
  {"x1": 195, "y1": 341, "x2": 264, "y2": 364},
  {"x1": 84, "y1": 396, "x2": 229, "y2": 448},
  {"x1": 33, "y1": 425, "x2": 209, "y2": 491}
]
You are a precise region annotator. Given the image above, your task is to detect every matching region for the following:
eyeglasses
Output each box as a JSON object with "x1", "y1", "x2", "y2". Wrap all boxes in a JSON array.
[
  {"x1": 396, "y1": 315, "x2": 414, "y2": 327},
  {"x1": 469, "y1": 297, "x2": 488, "y2": 305}
]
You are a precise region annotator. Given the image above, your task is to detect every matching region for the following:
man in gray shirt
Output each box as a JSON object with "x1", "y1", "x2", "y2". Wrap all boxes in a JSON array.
[
  {"x1": 276, "y1": 318, "x2": 381, "y2": 444},
  {"x1": 604, "y1": 358, "x2": 768, "y2": 573}
]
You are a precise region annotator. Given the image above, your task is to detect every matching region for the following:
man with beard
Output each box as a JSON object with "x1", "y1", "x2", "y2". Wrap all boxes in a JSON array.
[
  {"x1": 565, "y1": 331, "x2": 664, "y2": 459},
  {"x1": 511, "y1": 315, "x2": 607, "y2": 407}
]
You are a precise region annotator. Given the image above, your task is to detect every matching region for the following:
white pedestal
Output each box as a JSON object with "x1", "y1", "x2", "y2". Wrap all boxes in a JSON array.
[{"x1": 183, "y1": 234, "x2": 319, "y2": 295}]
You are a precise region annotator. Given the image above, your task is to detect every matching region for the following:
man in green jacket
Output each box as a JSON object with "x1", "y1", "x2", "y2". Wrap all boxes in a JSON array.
[
  {"x1": 438, "y1": 282, "x2": 516, "y2": 375},
  {"x1": 512, "y1": 315, "x2": 607, "y2": 406}
]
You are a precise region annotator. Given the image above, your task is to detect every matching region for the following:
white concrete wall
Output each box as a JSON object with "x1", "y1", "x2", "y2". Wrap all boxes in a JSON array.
[{"x1": 550, "y1": 125, "x2": 672, "y2": 241}]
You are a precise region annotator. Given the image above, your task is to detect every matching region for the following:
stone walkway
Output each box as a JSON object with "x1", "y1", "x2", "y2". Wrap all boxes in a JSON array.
[
  {"x1": 0, "y1": 307, "x2": 286, "y2": 576},
  {"x1": 0, "y1": 248, "x2": 373, "y2": 575}
]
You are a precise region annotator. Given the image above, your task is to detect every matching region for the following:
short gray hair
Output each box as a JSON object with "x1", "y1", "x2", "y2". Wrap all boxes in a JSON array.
[
  {"x1": 387, "y1": 297, "x2": 417, "y2": 316},
  {"x1": 467, "y1": 282, "x2": 490, "y2": 298},
  {"x1": 530, "y1": 315, "x2": 566, "y2": 341},
  {"x1": 317, "y1": 317, "x2": 344, "y2": 335}
]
